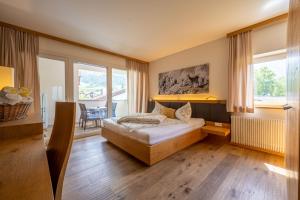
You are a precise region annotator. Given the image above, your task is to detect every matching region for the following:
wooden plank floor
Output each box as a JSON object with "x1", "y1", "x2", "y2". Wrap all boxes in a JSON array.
[{"x1": 62, "y1": 135, "x2": 287, "y2": 200}]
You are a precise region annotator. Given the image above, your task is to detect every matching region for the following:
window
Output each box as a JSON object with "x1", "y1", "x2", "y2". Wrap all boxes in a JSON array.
[
  {"x1": 253, "y1": 50, "x2": 287, "y2": 106},
  {"x1": 112, "y1": 68, "x2": 128, "y2": 116},
  {"x1": 112, "y1": 68, "x2": 127, "y2": 101},
  {"x1": 73, "y1": 62, "x2": 128, "y2": 120},
  {"x1": 76, "y1": 65, "x2": 107, "y2": 101}
]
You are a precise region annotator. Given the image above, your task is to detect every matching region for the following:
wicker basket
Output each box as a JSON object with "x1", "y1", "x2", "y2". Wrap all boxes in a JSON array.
[{"x1": 0, "y1": 102, "x2": 32, "y2": 122}]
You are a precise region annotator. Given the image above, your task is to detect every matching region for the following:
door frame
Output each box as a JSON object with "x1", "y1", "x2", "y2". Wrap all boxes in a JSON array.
[{"x1": 38, "y1": 53, "x2": 69, "y2": 100}]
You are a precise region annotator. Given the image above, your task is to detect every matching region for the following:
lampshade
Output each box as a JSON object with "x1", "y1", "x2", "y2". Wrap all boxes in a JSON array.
[{"x1": 0, "y1": 66, "x2": 14, "y2": 90}]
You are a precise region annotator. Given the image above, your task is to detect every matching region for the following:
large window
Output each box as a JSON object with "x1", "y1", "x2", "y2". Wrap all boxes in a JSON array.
[
  {"x1": 78, "y1": 68, "x2": 107, "y2": 101},
  {"x1": 112, "y1": 68, "x2": 128, "y2": 117},
  {"x1": 73, "y1": 62, "x2": 128, "y2": 121},
  {"x1": 73, "y1": 62, "x2": 108, "y2": 123},
  {"x1": 253, "y1": 51, "x2": 287, "y2": 106}
]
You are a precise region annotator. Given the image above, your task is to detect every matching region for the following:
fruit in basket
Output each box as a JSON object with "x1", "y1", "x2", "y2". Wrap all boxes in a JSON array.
[
  {"x1": 18, "y1": 87, "x2": 31, "y2": 97},
  {"x1": 0, "y1": 86, "x2": 32, "y2": 105},
  {"x1": 2, "y1": 86, "x2": 18, "y2": 94}
]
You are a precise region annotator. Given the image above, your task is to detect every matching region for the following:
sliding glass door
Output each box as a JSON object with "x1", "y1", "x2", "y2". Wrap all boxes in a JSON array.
[
  {"x1": 73, "y1": 62, "x2": 107, "y2": 123},
  {"x1": 112, "y1": 68, "x2": 128, "y2": 117},
  {"x1": 38, "y1": 56, "x2": 128, "y2": 138},
  {"x1": 38, "y1": 56, "x2": 66, "y2": 128},
  {"x1": 73, "y1": 61, "x2": 128, "y2": 134}
]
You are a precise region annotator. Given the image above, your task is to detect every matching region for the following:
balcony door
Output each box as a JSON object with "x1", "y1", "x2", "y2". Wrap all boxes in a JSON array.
[
  {"x1": 73, "y1": 62, "x2": 128, "y2": 131},
  {"x1": 112, "y1": 68, "x2": 128, "y2": 117},
  {"x1": 38, "y1": 56, "x2": 66, "y2": 128},
  {"x1": 73, "y1": 62, "x2": 107, "y2": 123}
]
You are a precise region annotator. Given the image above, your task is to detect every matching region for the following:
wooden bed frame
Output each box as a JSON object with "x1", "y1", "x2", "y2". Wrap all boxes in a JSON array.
[{"x1": 102, "y1": 127, "x2": 207, "y2": 166}]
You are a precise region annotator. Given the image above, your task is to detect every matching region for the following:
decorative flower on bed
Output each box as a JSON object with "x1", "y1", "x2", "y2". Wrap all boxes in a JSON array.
[{"x1": 0, "y1": 86, "x2": 33, "y2": 105}]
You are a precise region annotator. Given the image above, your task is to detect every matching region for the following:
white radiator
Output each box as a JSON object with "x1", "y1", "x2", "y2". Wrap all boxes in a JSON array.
[{"x1": 231, "y1": 116, "x2": 285, "y2": 154}]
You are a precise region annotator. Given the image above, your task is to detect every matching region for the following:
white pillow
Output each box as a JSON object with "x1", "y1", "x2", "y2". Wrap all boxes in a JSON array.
[
  {"x1": 152, "y1": 101, "x2": 164, "y2": 114},
  {"x1": 175, "y1": 102, "x2": 192, "y2": 122}
]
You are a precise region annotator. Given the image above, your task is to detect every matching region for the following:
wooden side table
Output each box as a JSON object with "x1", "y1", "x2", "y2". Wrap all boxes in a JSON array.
[{"x1": 201, "y1": 124, "x2": 230, "y2": 137}]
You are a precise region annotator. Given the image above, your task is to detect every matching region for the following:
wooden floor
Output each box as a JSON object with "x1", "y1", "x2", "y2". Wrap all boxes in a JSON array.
[
  {"x1": 63, "y1": 135, "x2": 287, "y2": 200},
  {"x1": 44, "y1": 124, "x2": 100, "y2": 144}
]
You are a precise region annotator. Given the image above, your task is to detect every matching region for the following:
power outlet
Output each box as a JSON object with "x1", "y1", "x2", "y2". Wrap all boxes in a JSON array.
[{"x1": 214, "y1": 122, "x2": 223, "y2": 127}]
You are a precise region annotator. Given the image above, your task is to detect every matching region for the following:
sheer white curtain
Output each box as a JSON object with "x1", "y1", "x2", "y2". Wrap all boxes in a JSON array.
[
  {"x1": 227, "y1": 31, "x2": 254, "y2": 113},
  {"x1": 127, "y1": 59, "x2": 149, "y2": 113}
]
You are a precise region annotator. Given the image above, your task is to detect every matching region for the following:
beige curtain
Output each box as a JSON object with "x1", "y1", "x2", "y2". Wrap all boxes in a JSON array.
[
  {"x1": 127, "y1": 59, "x2": 149, "y2": 113},
  {"x1": 0, "y1": 26, "x2": 40, "y2": 114},
  {"x1": 227, "y1": 31, "x2": 254, "y2": 113}
]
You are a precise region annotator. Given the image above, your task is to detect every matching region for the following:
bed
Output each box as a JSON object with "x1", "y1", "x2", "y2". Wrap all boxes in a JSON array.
[{"x1": 102, "y1": 117, "x2": 207, "y2": 166}]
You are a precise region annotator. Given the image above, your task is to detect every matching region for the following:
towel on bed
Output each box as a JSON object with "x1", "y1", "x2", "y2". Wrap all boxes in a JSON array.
[{"x1": 117, "y1": 113, "x2": 167, "y2": 124}]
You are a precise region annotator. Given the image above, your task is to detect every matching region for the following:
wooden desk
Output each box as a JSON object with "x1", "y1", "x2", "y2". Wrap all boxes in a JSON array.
[
  {"x1": 0, "y1": 114, "x2": 43, "y2": 139},
  {"x1": 0, "y1": 115, "x2": 53, "y2": 200}
]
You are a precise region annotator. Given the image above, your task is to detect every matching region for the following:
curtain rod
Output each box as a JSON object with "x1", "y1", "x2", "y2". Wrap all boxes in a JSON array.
[
  {"x1": 0, "y1": 21, "x2": 149, "y2": 64},
  {"x1": 227, "y1": 13, "x2": 288, "y2": 37}
]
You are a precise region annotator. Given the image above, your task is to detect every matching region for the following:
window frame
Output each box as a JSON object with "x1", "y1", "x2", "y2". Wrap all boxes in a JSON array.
[{"x1": 253, "y1": 49, "x2": 287, "y2": 109}]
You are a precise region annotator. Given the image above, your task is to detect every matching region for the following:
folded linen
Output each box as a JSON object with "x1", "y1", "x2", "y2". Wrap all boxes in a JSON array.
[{"x1": 117, "y1": 113, "x2": 166, "y2": 124}]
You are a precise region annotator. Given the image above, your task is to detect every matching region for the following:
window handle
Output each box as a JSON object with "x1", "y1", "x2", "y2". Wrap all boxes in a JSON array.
[{"x1": 283, "y1": 104, "x2": 293, "y2": 110}]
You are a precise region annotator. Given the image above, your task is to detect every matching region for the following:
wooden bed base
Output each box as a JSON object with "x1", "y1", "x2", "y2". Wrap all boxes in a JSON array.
[{"x1": 101, "y1": 127, "x2": 207, "y2": 166}]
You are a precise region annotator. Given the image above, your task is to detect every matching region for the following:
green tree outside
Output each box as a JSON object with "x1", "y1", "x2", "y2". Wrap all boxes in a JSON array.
[{"x1": 254, "y1": 66, "x2": 286, "y2": 97}]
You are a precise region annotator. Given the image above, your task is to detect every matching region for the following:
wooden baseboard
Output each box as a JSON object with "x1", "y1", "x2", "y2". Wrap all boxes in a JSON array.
[{"x1": 230, "y1": 142, "x2": 284, "y2": 157}]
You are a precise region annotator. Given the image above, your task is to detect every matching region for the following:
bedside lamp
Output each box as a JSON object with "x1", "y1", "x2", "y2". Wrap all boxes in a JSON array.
[{"x1": 0, "y1": 66, "x2": 14, "y2": 90}]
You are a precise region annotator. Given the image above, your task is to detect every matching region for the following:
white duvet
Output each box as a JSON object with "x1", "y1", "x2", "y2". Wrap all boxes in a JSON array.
[{"x1": 103, "y1": 117, "x2": 205, "y2": 145}]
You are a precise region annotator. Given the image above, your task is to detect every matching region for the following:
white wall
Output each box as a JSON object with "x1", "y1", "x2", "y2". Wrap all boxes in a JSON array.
[
  {"x1": 149, "y1": 21, "x2": 287, "y2": 119},
  {"x1": 149, "y1": 37, "x2": 228, "y2": 100}
]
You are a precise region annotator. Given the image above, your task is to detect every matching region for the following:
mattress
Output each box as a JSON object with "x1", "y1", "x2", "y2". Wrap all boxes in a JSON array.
[{"x1": 103, "y1": 118, "x2": 205, "y2": 145}]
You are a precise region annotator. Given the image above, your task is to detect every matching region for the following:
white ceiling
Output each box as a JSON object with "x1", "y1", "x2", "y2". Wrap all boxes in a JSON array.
[{"x1": 0, "y1": 0, "x2": 289, "y2": 62}]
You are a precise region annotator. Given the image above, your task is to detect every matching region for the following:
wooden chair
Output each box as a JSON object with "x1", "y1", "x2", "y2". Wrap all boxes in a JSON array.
[
  {"x1": 78, "y1": 103, "x2": 102, "y2": 130},
  {"x1": 98, "y1": 102, "x2": 117, "y2": 118},
  {"x1": 112, "y1": 102, "x2": 117, "y2": 117},
  {"x1": 46, "y1": 102, "x2": 76, "y2": 200}
]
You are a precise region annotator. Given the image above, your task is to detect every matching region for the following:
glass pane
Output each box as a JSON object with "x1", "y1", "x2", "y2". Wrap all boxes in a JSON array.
[
  {"x1": 38, "y1": 57, "x2": 65, "y2": 128},
  {"x1": 112, "y1": 68, "x2": 128, "y2": 117},
  {"x1": 78, "y1": 68, "x2": 107, "y2": 101},
  {"x1": 254, "y1": 58, "x2": 287, "y2": 105},
  {"x1": 73, "y1": 62, "x2": 107, "y2": 124}
]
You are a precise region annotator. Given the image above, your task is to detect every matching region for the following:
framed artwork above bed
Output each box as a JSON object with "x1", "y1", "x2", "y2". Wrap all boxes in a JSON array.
[{"x1": 159, "y1": 63, "x2": 209, "y2": 95}]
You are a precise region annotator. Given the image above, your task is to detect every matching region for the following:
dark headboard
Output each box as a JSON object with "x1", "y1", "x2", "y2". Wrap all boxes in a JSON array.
[{"x1": 148, "y1": 101, "x2": 231, "y2": 123}]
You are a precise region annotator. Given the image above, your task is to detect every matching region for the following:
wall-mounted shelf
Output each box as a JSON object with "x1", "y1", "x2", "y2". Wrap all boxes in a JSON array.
[
  {"x1": 150, "y1": 99, "x2": 226, "y2": 104},
  {"x1": 201, "y1": 125, "x2": 230, "y2": 137}
]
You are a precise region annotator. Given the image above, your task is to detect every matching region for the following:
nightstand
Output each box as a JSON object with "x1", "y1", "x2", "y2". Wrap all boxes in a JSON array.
[{"x1": 201, "y1": 125, "x2": 230, "y2": 137}]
